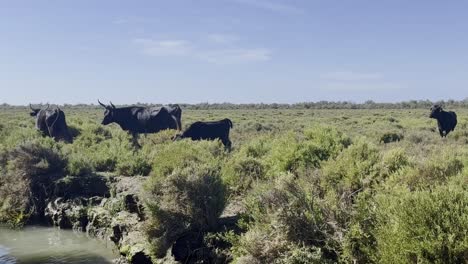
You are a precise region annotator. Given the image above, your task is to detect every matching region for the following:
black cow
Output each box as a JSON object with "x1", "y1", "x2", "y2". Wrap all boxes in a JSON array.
[
  {"x1": 98, "y1": 100, "x2": 182, "y2": 146},
  {"x1": 29, "y1": 104, "x2": 73, "y2": 143},
  {"x1": 174, "y1": 118, "x2": 233, "y2": 149},
  {"x1": 429, "y1": 104, "x2": 457, "y2": 137}
]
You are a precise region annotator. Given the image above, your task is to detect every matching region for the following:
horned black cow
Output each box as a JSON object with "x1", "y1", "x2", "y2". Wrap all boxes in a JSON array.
[
  {"x1": 98, "y1": 100, "x2": 182, "y2": 146},
  {"x1": 29, "y1": 104, "x2": 73, "y2": 143},
  {"x1": 174, "y1": 118, "x2": 233, "y2": 149},
  {"x1": 429, "y1": 104, "x2": 457, "y2": 137}
]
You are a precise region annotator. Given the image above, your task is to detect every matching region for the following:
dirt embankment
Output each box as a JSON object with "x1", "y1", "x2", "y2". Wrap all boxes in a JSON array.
[{"x1": 44, "y1": 174, "x2": 151, "y2": 264}]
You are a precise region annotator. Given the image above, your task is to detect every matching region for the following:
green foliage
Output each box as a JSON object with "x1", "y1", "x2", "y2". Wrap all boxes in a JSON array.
[
  {"x1": 0, "y1": 140, "x2": 66, "y2": 226},
  {"x1": 150, "y1": 140, "x2": 224, "y2": 179},
  {"x1": 381, "y1": 147, "x2": 410, "y2": 176},
  {"x1": 379, "y1": 131, "x2": 404, "y2": 143},
  {"x1": 393, "y1": 150, "x2": 463, "y2": 190},
  {"x1": 373, "y1": 185, "x2": 468, "y2": 264},
  {"x1": 116, "y1": 152, "x2": 152, "y2": 176},
  {"x1": 321, "y1": 140, "x2": 381, "y2": 196},
  {"x1": 1, "y1": 106, "x2": 468, "y2": 263},
  {"x1": 6, "y1": 139, "x2": 65, "y2": 176},
  {"x1": 146, "y1": 158, "x2": 226, "y2": 257},
  {"x1": 222, "y1": 156, "x2": 266, "y2": 193},
  {"x1": 66, "y1": 152, "x2": 93, "y2": 176},
  {"x1": 232, "y1": 174, "x2": 333, "y2": 263}
]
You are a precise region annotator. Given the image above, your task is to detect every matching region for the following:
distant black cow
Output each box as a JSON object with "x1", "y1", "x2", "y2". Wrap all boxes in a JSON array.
[
  {"x1": 98, "y1": 100, "x2": 182, "y2": 146},
  {"x1": 30, "y1": 104, "x2": 73, "y2": 143},
  {"x1": 429, "y1": 104, "x2": 457, "y2": 137},
  {"x1": 174, "y1": 118, "x2": 233, "y2": 149}
]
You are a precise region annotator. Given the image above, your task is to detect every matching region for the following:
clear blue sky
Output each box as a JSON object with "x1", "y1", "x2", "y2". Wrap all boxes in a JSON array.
[{"x1": 1, "y1": 0, "x2": 468, "y2": 105}]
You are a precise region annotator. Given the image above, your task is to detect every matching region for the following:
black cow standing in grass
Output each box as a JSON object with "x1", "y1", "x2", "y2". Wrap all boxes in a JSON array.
[
  {"x1": 98, "y1": 100, "x2": 182, "y2": 146},
  {"x1": 174, "y1": 118, "x2": 233, "y2": 149},
  {"x1": 29, "y1": 104, "x2": 73, "y2": 143},
  {"x1": 429, "y1": 104, "x2": 457, "y2": 138}
]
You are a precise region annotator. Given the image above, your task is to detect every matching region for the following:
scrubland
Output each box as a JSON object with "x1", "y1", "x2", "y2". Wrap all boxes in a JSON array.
[{"x1": 1, "y1": 105, "x2": 468, "y2": 263}]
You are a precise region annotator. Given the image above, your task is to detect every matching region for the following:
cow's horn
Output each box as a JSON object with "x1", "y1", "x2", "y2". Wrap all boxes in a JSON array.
[
  {"x1": 45, "y1": 104, "x2": 50, "y2": 110},
  {"x1": 29, "y1": 104, "x2": 36, "y2": 111},
  {"x1": 98, "y1": 99, "x2": 108, "y2": 109},
  {"x1": 110, "y1": 101, "x2": 116, "y2": 109}
]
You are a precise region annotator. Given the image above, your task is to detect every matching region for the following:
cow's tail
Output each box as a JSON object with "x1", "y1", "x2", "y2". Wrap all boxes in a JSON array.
[
  {"x1": 171, "y1": 104, "x2": 182, "y2": 130},
  {"x1": 48, "y1": 108, "x2": 61, "y2": 138},
  {"x1": 225, "y1": 118, "x2": 233, "y2": 128},
  {"x1": 453, "y1": 112, "x2": 458, "y2": 131},
  {"x1": 172, "y1": 115, "x2": 180, "y2": 131}
]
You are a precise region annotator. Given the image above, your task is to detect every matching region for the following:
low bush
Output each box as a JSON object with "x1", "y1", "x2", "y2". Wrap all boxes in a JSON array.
[
  {"x1": 145, "y1": 141, "x2": 226, "y2": 258},
  {"x1": 67, "y1": 152, "x2": 93, "y2": 176},
  {"x1": 379, "y1": 131, "x2": 404, "y2": 144},
  {"x1": 150, "y1": 140, "x2": 224, "y2": 179},
  {"x1": 222, "y1": 156, "x2": 265, "y2": 194},
  {"x1": 116, "y1": 151, "x2": 152, "y2": 176},
  {"x1": 321, "y1": 140, "x2": 381, "y2": 198},
  {"x1": 0, "y1": 140, "x2": 66, "y2": 226},
  {"x1": 373, "y1": 185, "x2": 468, "y2": 263},
  {"x1": 232, "y1": 174, "x2": 335, "y2": 263},
  {"x1": 393, "y1": 151, "x2": 463, "y2": 190}
]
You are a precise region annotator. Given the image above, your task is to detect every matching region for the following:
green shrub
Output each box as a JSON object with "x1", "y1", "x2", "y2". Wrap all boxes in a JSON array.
[
  {"x1": 379, "y1": 131, "x2": 404, "y2": 144},
  {"x1": 276, "y1": 246, "x2": 331, "y2": 264},
  {"x1": 373, "y1": 186, "x2": 468, "y2": 264},
  {"x1": 233, "y1": 174, "x2": 334, "y2": 263},
  {"x1": 396, "y1": 151, "x2": 463, "y2": 190},
  {"x1": 321, "y1": 140, "x2": 381, "y2": 197},
  {"x1": 222, "y1": 156, "x2": 265, "y2": 193},
  {"x1": 6, "y1": 140, "x2": 65, "y2": 176},
  {"x1": 64, "y1": 125, "x2": 136, "y2": 173},
  {"x1": 381, "y1": 147, "x2": 410, "y2": 177},
  {"x1": 265, "y1": 127, "x2": 351, "y2": 175},
  {"x1": 145, "y1": 162, "x2": 226, "y2": 258},
  {"x1": 116, "y1": 152, "x2": 151, "y2": 176},
  {"x1": 150, "y1": 140, "x2": 224, "y2": 179},
  {"x1": 0, "y1": 140, "x2": 66, "y2": 226},
  {"x1": 67, "y1": 152, "x2": 93, "y2": 176}
]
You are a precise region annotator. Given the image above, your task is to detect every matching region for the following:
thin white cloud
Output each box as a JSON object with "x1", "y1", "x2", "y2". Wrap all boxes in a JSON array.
[
  {"x1": 198, "y1": 48, "x2": 271, "y2": 64},
  {"x1": 134, "y1": 37, "x2": 271, "y2": 64},
  {"x1": 321, "y1": 71, "x2": 383, "y2": 81},
  {"x1": 320, "y1": 82, "x2": 403, "y2": 92},
  {"x1": 133, "y1": 38, "x2": 192, "y2": 56},
  {"x1": 208, "y1": 34, "x2": 239, "y2": 44},
  {"x1": 232, "y1": 0, "x2": 303, "y2": 14}
]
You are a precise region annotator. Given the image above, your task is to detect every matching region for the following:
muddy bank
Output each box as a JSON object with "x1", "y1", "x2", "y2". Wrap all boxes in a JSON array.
[{"x1": 43, "y1": 174, "x2": 152, "y2": 264}]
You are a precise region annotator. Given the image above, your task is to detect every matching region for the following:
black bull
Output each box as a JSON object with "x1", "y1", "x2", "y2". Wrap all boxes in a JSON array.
[
  {"x1": 429, "y1": 104, "x2": 457, "y2": 137},
  {"x1": 174, "y1": 118, "x2": 233, "y2": 149},
  {"x1": 29, "y1": 104, "x2": 73, "y2": 143},
  {"x1": 98, "y1": 100, "x2": 182, "y2": 145}
]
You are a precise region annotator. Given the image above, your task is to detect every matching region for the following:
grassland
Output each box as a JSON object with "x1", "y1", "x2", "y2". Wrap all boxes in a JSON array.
[{"x1": 1, "y1": 105, "x2": 468, "y2": 263}]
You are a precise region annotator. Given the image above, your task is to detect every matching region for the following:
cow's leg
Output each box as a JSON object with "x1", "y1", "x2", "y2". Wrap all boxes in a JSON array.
[
  {"x1": 131, "y1": 133, "x2": 141, "y2": 148},
  {"x1": 439, "y1": 129, "x2": 444, "y2": 138},
  {"x1": 223, "y1": 138, "x2": 232, "y2": 151}
]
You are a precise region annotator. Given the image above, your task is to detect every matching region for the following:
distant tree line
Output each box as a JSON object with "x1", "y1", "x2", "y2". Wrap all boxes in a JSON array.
[{"x1": 3, "y1": 99, "x2": 468, "y2": 110}]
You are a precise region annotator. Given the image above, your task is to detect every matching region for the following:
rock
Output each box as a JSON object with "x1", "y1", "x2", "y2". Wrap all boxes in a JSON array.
[
  {"x1": 112, "y1": 256, "x2": 130, "y2": 264},
  {"x1": 127, "y1": 244, "x2": 152, "y2": 264},
  {"x1": 44, "y1": 175, "x2": 154, "y2": 263},
  {"x1": 44, "y1": 198, "x2": 88, "y2": 231},
  {"x1": 86, "y1": 207, "x2": 112, "y2": 239}
]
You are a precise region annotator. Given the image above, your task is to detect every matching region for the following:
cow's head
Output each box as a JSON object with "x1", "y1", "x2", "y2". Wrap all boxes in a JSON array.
[
  {"x1": 98, "y1": 100, "x2": 116, "y2": 125},
  {"x1": 429, "y1": 104, "x2": 443, "y2": 118},
  {"x1": 29, "y1": 104, "x2": 49, "y2": 116}
]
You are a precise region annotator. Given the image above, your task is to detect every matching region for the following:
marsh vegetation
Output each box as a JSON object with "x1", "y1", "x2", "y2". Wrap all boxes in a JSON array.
[{"x1": 1, "y1": 105, "x2": 468, "y2": 263}]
